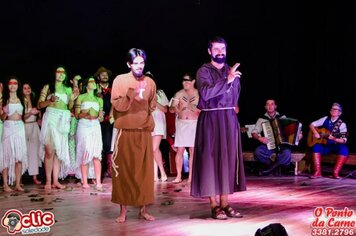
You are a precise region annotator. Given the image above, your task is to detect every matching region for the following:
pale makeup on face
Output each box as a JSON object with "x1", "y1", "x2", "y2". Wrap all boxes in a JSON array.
[{"x1": 129, "y1": 56, "x2": 145, "y2": 78}]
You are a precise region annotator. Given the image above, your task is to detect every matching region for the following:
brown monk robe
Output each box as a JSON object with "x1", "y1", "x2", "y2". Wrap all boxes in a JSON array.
[{"x1": 111, "y1": 64, "x2": 157, "y2": 222}]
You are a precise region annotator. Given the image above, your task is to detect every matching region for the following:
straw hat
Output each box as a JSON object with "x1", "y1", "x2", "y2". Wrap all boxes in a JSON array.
[{"x1": 94, "y1": 66, "x2": 112, "y2": 77}]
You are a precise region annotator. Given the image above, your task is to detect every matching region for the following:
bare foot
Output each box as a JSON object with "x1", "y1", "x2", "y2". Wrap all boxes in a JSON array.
[
  {"x1": 15, "y1": 186, "x2": 25, "y2": 192},
  {"x1": 115, "y1": 213, "x2": 127, "y2": 223},
  {"x1": 3, "y1": 186, "x2": 14, "y2": 192},
  {"x1": 33, "y1": 179, "x2": 42, "y2": 185},
  {"x1": 161, "y1": 175, "x2": 168, "y2": 182},
  {"x1": 172, "y1": 178, "x2": 182, "y2": 183},
  {"x1": 95, "y1": 184, "x2": 104, "y2": 192},
  {"x1": 139, "y1": 212, "x2": 155, "y2": 221},
  {"x1": 52, "y1": 183, "x2": 66, "y2": 190},
  {"x1": 82, "y1": 184, "x2": 90, "y2": 189},
  {"x1": 44, "y1": 184, "x2": 52, "y2": 190}
]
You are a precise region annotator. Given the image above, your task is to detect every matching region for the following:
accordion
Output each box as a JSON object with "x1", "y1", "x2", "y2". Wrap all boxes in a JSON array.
[{"x1": 262, "y1": 117, "x2": 302, "y2": 150}]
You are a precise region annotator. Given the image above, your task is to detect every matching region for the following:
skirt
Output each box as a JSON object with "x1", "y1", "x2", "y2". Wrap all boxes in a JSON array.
[
  {"x1": 174, "y1": 119, "x2": 197, "y2": 147},
  {"x1": 40, "y1": 107, "x2": 71, "y2": 178},
  {"x1": 1, "y1": 120, "x2": 28, "y2": 185},
  {"x1": 75, "y1": 119, "x2": 102, "y2": 179},
  {"x1": 25, "y1": 122, "x2": 42, "y2": 176},
  {"x1": 151, "y1": 110, "x2": 167, "y2": 138}
]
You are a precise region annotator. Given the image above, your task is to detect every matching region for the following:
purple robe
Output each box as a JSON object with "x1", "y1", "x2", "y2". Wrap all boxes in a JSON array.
[{"x1": 191, "y1": 62, "x2": 246, "y2": 198}]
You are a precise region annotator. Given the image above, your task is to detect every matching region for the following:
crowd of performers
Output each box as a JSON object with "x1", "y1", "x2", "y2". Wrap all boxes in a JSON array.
[
  {"x1": 0, "y1": 64, "x2": 179, "y2": 193},
  {"x1": 0, "y1": 66, "x2": 116, "y2": 192},
  {"x1": 0, "y1": 37, "x2": 350, "y2": 222}
]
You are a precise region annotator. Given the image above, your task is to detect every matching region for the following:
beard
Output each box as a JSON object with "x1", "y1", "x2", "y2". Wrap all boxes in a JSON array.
[
  {"x1": 211, "y1": 54, "x2": 226, "y2": 64},
  {"x1": 132, "y1": 69, "x2": 144, "y2": 78},
  {"x1": 99, "y1": 77, "x2": 109, "y2": 82}
]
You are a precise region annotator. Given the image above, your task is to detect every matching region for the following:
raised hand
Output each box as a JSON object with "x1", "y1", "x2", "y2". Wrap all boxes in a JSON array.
[{"x1": 227, "y1": 62, "x2": 242, "y2": 83}]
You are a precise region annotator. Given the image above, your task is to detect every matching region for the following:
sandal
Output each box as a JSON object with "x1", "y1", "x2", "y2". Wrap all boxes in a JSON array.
[
  {"x1": 211, "y1": 206, "x2": 227, "y2": 220},
  {"x1": 221, "y1": 205, "x2": 243, "y2": 218}
]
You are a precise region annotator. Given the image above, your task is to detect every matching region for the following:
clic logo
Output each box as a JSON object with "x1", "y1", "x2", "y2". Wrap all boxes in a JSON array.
[{"x1": 1, "y1": 209, "x2": 54, "y2": 235}]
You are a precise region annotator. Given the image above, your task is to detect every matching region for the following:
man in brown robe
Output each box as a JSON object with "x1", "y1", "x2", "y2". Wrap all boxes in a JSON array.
[{"x1": 111, "y1": 48, "x2": 157, "y2": 223}]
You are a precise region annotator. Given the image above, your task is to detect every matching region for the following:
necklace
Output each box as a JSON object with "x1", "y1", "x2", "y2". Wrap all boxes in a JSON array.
[{"x1": 9, "y1": 96, "x2": 19, "y2": 103}]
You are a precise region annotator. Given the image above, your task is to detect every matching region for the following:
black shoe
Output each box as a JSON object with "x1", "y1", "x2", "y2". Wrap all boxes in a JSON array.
[{"x1": 260, "y1": 162, "x2": 280, "y2": 176}]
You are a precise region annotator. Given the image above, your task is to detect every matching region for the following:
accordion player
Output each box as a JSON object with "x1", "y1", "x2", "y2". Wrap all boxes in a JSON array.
[{"x1": 262, "y1": 117, "x2": 303, "y2": 150}]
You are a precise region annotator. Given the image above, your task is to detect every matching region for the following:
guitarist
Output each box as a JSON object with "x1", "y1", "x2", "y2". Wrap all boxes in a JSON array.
[{"x1": 309, "y1": 103, "x2": 348, "y2": 179}]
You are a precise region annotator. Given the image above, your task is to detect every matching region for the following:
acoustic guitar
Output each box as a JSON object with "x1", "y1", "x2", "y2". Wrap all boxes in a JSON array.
[{"x1": 307, "y1": 127, "x2": 348, "y2": 147}]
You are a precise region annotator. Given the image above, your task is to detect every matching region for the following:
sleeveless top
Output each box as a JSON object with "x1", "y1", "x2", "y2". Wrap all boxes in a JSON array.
[
  {"x1": 5, "y1": 103, "x2": 23, "y2": 116},
  {"x1": 47, "y1": 92, "x2": 68, "y2": 104},
  {"x1": 55, "y1": 92, "x2": 68, "y2": 104},
  {"x1": 81, "y1": 101, "x2": 99, "y2": 112}
]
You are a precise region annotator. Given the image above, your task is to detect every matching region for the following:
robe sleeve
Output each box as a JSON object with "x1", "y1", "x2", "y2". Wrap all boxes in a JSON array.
[
  {"x1": 110, "y1": 76, "x2": 136, "y2": 112},
  {"x1": 196, "y1": 66, "x2": 232, "y2": 101}
]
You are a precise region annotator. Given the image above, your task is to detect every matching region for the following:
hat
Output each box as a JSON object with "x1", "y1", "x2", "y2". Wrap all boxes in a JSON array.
[
  {"x1": 94, "y1": 66, "x2": 112, "y2": 77},
  {"x1": 331, "y1": 102, "x2": 342, "y2": 112}
]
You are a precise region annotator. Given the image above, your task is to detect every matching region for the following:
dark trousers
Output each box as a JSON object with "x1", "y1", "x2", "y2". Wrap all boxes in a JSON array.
[
  {"x1": 254, "y1": 145, "x2": 291, "y2": 166},
  {"x1": 100, "y1": 121, "x2": 113, "y2": 175}
]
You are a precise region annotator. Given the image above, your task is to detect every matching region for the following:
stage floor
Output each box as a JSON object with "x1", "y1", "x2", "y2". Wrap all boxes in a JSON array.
[{"x1": 1, "y1": 175, "x2": 355, "y2": 236}]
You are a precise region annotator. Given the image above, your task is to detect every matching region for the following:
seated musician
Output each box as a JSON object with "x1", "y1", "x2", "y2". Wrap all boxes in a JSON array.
[
  {"x1": 309, "y1": 103, "x2": 348, "y2": 179},
  {"x1": 251, "y1": 99, "x2": 303, "y2": 175}
]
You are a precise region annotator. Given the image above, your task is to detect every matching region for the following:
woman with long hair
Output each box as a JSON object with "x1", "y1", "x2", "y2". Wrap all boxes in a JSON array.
[
  {"x1": 37, "y1": 66, "x2": 79, "y2": 190},
  {"x1": 1, "y1": 76, "x2": 28, "y2": 192},
  {"x1": 145, "y1": 72, "x2": 168, "y2": 182},
  {"x1": 68, "y1": 75, "x2": 82, "y2": 176},
  {"x1": 75, "y1": 77, "x2": 104, "y2": 190},
  {"x1": 23, "y1": 83, "x2": 42, "y2": 185}
]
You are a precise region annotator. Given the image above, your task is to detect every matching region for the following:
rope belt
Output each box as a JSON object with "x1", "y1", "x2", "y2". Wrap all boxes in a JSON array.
[{"x1": 201, "y1": 107, "x2": 235, "y2": 111}]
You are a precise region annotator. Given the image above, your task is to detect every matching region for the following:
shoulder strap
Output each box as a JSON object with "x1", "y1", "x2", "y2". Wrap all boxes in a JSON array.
[
  {"x1": 262, "y1": 113, "x2": 282, "y2": 121},
  {"x1": 331, "y1": 118, "x2": 343, "y2": 134}
]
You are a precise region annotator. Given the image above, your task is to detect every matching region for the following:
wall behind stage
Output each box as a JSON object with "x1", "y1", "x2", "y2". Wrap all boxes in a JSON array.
[{"x1": 1, "y1": 0, "x2": 355, "y2": 152}]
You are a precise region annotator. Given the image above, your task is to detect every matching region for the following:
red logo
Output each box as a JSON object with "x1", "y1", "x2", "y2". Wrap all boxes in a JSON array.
[
  {"x1": 311, "y1": 207, "x2": 355, "y2": 236},
  {"x1": 1, "y1": 209, "x2": 55, "y2": 235}
]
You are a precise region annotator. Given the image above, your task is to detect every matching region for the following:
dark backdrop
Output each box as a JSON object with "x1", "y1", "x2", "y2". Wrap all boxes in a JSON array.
[{"x1": 1, "y1": 0, "x2": 355, "y2": 152}]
